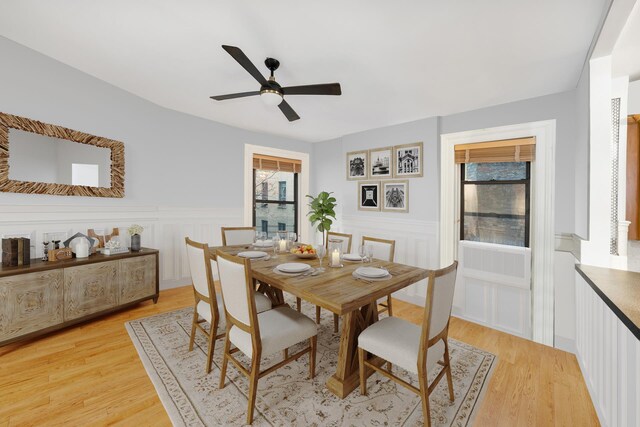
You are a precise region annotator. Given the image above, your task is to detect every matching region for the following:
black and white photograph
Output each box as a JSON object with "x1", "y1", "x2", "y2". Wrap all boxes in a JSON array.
[
  {"x1": 382, "y1": 180, "x2": 409, "y2": 212},
  {"x1": 369, "y1": 146, "x2": 393, "y2": 178},
  {"x1": 346, "y1": 150, "x2": 368, "y2": 180},
  {"x1": 394, "y1": 142, "x2": 423, "y2": 177},
  {"x1": 358, "y1": 181, "x2": 380, "y2": 211}
]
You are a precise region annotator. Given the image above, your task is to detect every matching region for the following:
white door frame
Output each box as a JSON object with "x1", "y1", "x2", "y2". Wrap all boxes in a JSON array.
[
  {"x1": 440, "y1": 120, "x2": 556, "y2": 346},
  {"x1": 244, "y1": 144, "x2": 311, "y2": 242}
]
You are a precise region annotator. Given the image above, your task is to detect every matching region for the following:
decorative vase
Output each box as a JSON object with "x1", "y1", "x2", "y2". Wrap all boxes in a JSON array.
[{"x1": 131, "y1": 234, "x2": 141, "y2": 251}]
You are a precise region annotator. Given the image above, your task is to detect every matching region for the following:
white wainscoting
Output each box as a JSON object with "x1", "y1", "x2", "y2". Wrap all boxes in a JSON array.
[
  {"x1": 0, "y1": 205, "x2": 244, "y2": 289},
  {"x1": 453, "y1": 241, "x2": 532, "y2": 339},
  {"x1": 340, "y1": 215, "x2": 439, "y2": 306},
  {"x1": 575, "y1": 272, "x2": 640, "y2": 427}
]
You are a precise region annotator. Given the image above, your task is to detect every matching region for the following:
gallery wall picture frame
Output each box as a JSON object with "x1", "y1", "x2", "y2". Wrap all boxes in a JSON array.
[
  {"x1": 368, "y1": 146, "x2": 393, "y2": 179},
  {"x1": 393, "y1": 142, "x2": 423, "y2": 178},
  {"x1": 382, "y1": 180, "x2": 409, "y2": 213},
  {"x1": 358, "y1": 181, "x2": 381, "y2": 211},
  {"x1": 346, "y1": 150, "x2": 368, "y2": 180}
]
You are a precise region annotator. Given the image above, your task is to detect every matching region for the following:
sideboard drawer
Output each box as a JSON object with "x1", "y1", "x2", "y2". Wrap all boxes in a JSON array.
[
  {"x1": 0, "y1": 270, "x2": 64, "y2": 341},
  {"x1": 64, "y1": 261, "x2": 118, "y2": 321},
  {"x1": 118, "y1": 255, "x2": 156, "y2": 304}
]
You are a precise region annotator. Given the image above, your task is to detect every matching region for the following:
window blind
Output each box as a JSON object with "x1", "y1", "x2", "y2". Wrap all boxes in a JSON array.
[
  {"x1": 454, "y1": 137, "x2": 535, "y2": 164},
  {"x1": 253, "y1": 154, "x2": 302, "y2": 173}
]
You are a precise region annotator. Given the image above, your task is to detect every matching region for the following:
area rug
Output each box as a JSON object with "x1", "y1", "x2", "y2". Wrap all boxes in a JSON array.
[{"x1": 126, "y1": 298, "x2": 496, "y2": 426}]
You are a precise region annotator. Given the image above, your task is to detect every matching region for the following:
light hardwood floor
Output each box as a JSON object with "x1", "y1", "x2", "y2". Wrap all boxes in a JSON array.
[{"x1": 0, "y1": 286, "x2": 599, "y2": 426}]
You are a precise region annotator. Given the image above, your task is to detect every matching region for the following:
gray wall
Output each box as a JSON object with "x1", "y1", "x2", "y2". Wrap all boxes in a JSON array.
[
  {"x1": 441, "y1": 89, "x2": 580, "y2": 235},
  {"x1": 0, "y1": 36, "x2": 310, "y2": 208}
]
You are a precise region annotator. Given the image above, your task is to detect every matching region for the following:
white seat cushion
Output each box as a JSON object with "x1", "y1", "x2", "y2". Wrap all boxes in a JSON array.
[
  {"x1": 197, "y1": 292, "x2": 272, "y2": 326},
  {"x1": 229, "y1": 306, "x2": 317, "y2": 358},
  {"x1": 358, "y1": 317, "x2": 444, "y2": 375}
]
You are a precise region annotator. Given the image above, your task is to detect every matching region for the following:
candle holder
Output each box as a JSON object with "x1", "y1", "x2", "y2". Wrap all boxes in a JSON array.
[{"x1": 328, "y1": 239, "x2": 343, "y2": 268}]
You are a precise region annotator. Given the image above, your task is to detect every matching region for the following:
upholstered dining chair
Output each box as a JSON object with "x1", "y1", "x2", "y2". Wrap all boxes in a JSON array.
[
  {"x1": 216, "y1": 250, "x2": 318, "y2": 425},
  {"x1": 297, "y1": 231, "x2": 353, "y2": 333},
  {"x1": 184, "y1": 237, "x2": 272, "y2": 374},
  {"x1": 358, "y1": 261, "x2": 458, "y2": 427},
  {"x1": 361, "y1": 236, "x2": 396, "y2": 316},
  {"x1": 221, "y1": 226, "x2": 256, "y2": 246}
]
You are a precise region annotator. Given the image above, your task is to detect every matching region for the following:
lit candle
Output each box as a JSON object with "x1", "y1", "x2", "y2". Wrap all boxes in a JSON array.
[
  {"x1": 331, "y1": 249, "x2": 340, "y2": 266},
  {"x1": 279, "y1": 239, "x2": 288, "y2": 252}
]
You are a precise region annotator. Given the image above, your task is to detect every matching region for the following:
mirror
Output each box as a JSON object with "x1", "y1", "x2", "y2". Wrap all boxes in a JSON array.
[
  {"x1": 9, "y1": 129, "x2": 112, "y2": 187},
  {"x1": 0, "y1": 112, "x2": 124, "y2": 197}
]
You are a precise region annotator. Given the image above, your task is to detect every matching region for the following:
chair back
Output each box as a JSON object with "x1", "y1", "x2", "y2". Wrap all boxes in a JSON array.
[
  {"x1": 185, "y1": 237, "x2": 214, "y2": 299},
  {"x1": 361, "y1": 236, "x2": 395, "y2": 262},
  {"x1": 326, "y1": 232, "x2": 352, "y2": 253},
  {"x1": 216, "y1": 250, "x2": 256, "y2": 328},
  {"x1": 423, "y1": 262, "x2": 458, "y2": 341},
  {"x1": 221, "y1": 227, "x2": 255, "y2": 246}
]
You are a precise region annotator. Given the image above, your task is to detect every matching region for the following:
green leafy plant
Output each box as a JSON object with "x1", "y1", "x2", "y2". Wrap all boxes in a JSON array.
[{"x1": 306, "y1": 191, "x2": 337, "y2": 246}]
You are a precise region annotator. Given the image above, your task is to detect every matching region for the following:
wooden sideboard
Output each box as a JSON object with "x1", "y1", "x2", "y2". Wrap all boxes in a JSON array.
[{"x1": 0, "y1": 248, "x2": 159, "y2": 346}]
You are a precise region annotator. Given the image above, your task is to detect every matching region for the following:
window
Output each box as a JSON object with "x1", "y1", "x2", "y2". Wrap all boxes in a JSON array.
[
  {"x1": 253, "y1": 169, "x2": 298, "y2": 238},
  {"x1": 71, "y1": 163, "x2": 99, "y2": 187},
  {"x1": 461, "y1": 162, "x2": 530, "y2": 247}
]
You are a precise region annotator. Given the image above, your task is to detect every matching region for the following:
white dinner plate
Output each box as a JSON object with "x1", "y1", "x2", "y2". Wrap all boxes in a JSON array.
[
  {"x1": 277, "y1": 263, "x2": 311, "y2": 273},
  {"x1": 355, "y1": 267, "x2": 388, "y2": 278},
  {"x1": 238, "y1": 251, "x2": 268, "y2": 259},
  {"x1": 342, "y1": 253, "x2": 364, "y2": 261},
  {"x1": 253, "y1": 240, "x2": 273, "y2": 247}
]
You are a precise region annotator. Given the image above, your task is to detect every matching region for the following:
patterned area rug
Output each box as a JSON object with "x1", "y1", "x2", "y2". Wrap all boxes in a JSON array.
[{"x1": 126, "y1": 299, "x2": 496, "y2": 426}]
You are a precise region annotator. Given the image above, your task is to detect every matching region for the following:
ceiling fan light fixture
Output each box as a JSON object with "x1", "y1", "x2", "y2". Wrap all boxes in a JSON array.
[{"x1": 260, "y1": 89, "x2": 283, "y2": 106}]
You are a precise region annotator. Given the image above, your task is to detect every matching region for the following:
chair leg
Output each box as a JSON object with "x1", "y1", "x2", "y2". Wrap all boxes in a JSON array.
[
  {"x1": 386, "y1": 361, "x2": 392, "y2": 372},
  {"x1": 387, "y1": 295, "x2": 393, "y2": 317},
  {"x1": 418, "y1": 368, "x2": 431, "y2": 427},
  {"x1": 309, "y1": 335, "x2": 317, "y2": 379},
  {"x1": 218, "y1": 335, "x2": 231, "y2": 389},
  {"x1": 247, "y1": 357, "x2": 261, "y2": 425},
  {"x1": 444, "y1": 340, "x2": 455, "y2": 402},
  {"x1": 296, "y1": 297, "x2": 302, "y2": 312},
  {"x1": 333, "y1": 314, "x2": 339, "y2": 333},
  {"x1": 358, "y1": 347, "x2": 367, "y2": 396},
  {"x1": 315, "y1": 306, "x2": 321, "y2": 324},
  {"x1": 188, "y1": 305, "x2": 198, "y2": 351},
  {"x1": 283, "y1": 348, "x2": 288, "y2": 360},
  {"x1": 205, "y1": 320, "x2": 217, "y2": 374}
]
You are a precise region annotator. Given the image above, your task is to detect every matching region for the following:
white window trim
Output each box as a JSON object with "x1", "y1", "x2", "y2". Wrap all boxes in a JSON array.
[
  {"x1": 244, "y1": 144, "x2": 310, "y2": 242},
  {"x1": 440, "y1": 120, "x2": 556, "y2": 346}
]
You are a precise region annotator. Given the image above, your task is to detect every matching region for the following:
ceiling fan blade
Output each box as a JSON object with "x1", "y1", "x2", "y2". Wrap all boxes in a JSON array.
[
  {"x1": 281, "y1": 83, "x2": 342, "y2": 96},
  {"x1": 210, "y1": 90, "x2": 260, "y2": 101},
  {"x1": 222, "y1": 45, "x2": 268, "y2": 86},
  {"x1": 278, "y1": 100, "x2": 300, "y2": 121}
]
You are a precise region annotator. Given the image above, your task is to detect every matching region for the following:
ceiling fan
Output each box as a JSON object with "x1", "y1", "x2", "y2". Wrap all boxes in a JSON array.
[{"x1": 210, "y1": 45, "x2": 342, "y2": 122}]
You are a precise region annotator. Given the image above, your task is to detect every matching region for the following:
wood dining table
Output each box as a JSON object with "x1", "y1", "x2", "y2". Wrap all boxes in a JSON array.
[{"x1": 209, "y1": 244, "x2": 429, "y2": 398}]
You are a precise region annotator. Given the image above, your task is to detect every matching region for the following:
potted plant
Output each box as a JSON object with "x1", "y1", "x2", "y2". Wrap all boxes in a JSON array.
[
  {"x1": 306, "y1": 191, "x2": 337, "y2": 246},
  {"x1": 128, "y1": 224, "x2": 144, "y2": 251}
]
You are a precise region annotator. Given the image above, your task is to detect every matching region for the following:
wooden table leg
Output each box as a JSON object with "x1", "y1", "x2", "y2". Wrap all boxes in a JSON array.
[
  {"x1": 255, "y1": 282, "x2": 285, "y2": 307},
  {"x1": 326, "y1": 301, "x2": 381, "y2": 398}
]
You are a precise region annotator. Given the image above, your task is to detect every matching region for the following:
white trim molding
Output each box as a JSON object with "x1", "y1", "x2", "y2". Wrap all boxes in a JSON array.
[
  {"x1": 243, "y1": 144, "x2": 311, "y2": 242},
  {"x1": 440, "y1": 120, "x2": 556, "y2": 346}
]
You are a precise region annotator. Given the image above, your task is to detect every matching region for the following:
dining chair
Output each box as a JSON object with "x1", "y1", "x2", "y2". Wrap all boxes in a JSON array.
[
  {"x1": 185, "y1": 237, "x2": 272, "y2": 374},
  {"x1": 221, "y1": 226, "x2": 256, "y2": 246},
  {"x1": 216, "y1": 250, "x2": 318, "y2": 425},
  {"x1": 362, "y1": 236, "x2": 396, "y2": 316},
  {"x1": 301, "y1": 231, "x2": 353, "y2": 332},
  {"x1": 358, "y1": 261, "x2": 458, "y2": 427}
]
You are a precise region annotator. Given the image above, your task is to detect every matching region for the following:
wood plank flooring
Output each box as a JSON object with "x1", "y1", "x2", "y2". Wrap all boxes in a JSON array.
[{"x1": 0, "y1": 286, "x2": 599, "y2": 426}]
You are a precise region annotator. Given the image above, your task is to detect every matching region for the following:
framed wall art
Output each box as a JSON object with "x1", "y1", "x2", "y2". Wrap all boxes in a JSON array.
[
  {"x1": 382, "y1": 180, "x2": 409, "y2": 213},
  {"x1": 346, "y1": 150, "x2": 368, "y2": 180},
  {"x1": 394, "y1": 142, "x2": 423, "y2": 178},
  {"x1": 369, "y1": 146, "x2": 393, "y2": 179},
  {"x1": 358, "y1": 181, "x2": 380, "y2": 211}
]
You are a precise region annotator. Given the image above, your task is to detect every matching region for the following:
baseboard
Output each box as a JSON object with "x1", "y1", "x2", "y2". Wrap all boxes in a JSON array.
[
  {"x1": 392, "y1": 291, "x2": 425, "y2": 307},
  {"x1": 553, "y1": 335, "x2": 576, "y2": 354},
  {"x1": 160, "y1": 279, "x2": 191, "y2": 291}
]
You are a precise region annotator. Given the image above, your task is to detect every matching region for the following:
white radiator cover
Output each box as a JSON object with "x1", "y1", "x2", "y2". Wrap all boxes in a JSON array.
[{"x1": 453, "y1": 240, "x2": 532, "y2": 338}]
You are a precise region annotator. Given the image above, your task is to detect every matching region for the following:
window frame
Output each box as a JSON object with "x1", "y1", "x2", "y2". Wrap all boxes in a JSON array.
[
  {"x1": 460, "y1": 162, "x2": 531, "y2": 247},
  {"x1": 252, "y1": 169, "x2": 298, "y2": 236}
]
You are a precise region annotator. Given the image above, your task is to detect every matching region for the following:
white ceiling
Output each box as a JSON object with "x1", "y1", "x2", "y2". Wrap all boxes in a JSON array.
[
  {"x1": 0, "y1": 1, "x2": 607, "y2": 142},
  {"x1": 613, "y1": 1, "x2": 640, "y2": 81}
]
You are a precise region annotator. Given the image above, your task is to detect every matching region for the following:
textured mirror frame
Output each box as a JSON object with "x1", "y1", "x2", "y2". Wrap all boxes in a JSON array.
[{"x1": 0, "y1": 112, "x2": 124, "y2": 198}]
